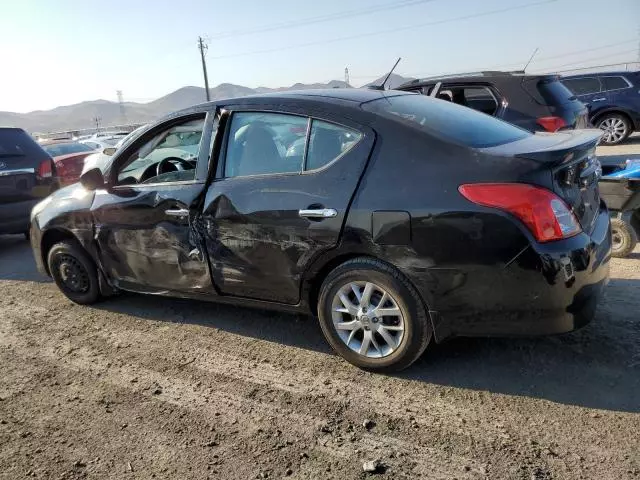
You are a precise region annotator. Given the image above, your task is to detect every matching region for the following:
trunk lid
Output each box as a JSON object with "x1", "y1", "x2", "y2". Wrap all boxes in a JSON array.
[{"x1": 480, "y1": 129, "x2": 603, "y2": 234}]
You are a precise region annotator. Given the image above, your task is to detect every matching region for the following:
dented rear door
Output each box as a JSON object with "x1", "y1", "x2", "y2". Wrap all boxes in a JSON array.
[{"x1": 200, "y1": 105, "x2": 375, "y2": 304}]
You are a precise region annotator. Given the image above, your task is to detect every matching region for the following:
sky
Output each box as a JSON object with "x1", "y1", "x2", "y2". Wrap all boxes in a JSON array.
[{"x1": 1, "y1": 0, "x2": 638, "y2": 113}]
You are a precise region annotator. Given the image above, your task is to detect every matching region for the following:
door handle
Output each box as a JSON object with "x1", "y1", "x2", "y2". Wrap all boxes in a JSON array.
[
  {"x1": 165, "y1": 208, "x2": 189, "y2": 218},
  {"x1": 592, "y1": 97, "x2": 606, "y2": 102},
  {"x1": 298, "y1": 208, "x2": 338, "y2": 219}
]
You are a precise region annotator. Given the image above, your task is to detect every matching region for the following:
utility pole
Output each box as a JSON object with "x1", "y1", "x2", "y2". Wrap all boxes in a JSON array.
[
  {"x1": 198, "y1": 36, "x2": 211, "y2": 101},
  {"x1": 116, "y1": 90, "x2": 126, "y2": 122},
  {"x1": 344, "y1": 67, "x2": 350, "y2": 86}
]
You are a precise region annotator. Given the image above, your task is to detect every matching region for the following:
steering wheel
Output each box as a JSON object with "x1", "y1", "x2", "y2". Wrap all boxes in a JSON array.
[{"x1": 156, "y1": 157, "x2": 193, "y2": 177}]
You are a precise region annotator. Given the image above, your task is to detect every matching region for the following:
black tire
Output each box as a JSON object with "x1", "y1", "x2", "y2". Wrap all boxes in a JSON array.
[
  {"x1": 596, "y1": 113, "x2": 631, "y2": 145},
  {"x1": 317, "y1": 257, "x2": 432, "y2": 372},
  {"x1": 610, "y1": 218, "x2": 638, "y2": 258},
  {"x1": 47, "y1": 240, "x2": 102, "y2": 304}
]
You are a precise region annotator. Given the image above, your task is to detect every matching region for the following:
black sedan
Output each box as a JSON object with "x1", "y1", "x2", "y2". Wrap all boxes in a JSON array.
[{"x1": 29, "y1": 89, "x2": 611, "y2": 371}]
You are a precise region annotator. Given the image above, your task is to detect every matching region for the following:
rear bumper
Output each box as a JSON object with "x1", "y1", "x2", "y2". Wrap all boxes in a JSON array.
[
  {"x1": 431, "y1": 205, "x2": 611, "y2": 340},
  {"x1": 0, "y1": 199, "x2": 39, "y2": 234}
]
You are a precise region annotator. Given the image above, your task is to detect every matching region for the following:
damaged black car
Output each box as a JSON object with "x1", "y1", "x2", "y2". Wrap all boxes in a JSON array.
[{"x1": 30, "y1": 89, "x2": 611, "y2": 371}]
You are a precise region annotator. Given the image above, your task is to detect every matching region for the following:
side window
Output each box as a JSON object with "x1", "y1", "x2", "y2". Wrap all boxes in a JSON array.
[
  {"x1": 306, "y1": 120, "x2": 362, "y2": 171},
  {"x1": 563, "y1": 77, "x2": 601, "y2": 95},
  {"x1": 447, "y1": 86, "x2": 498, "y2": 116},
  {"x1": 116, "y1": 115, "x2": 204, "y2": 185},
  {"x1": 224, "y1": 112, "x2": 308, "y2": 178},
  {"x1": 602, "y1": 76, "x2": 629, "y2": 91}
]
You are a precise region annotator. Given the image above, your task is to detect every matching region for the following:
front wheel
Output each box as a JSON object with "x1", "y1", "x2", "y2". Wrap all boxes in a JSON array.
[
  {"x1": 317, "y1": 257, "x2": 432, "y2": 372},
  {"x1": 597, "y1": 113, "x2": 631, "y2": 145},
  {"x1": 610, "y1": 217, "x2": 638, "y2": 258},
  {"x1": 47, "y1": 240, "x2": 102, "y2": 304}
]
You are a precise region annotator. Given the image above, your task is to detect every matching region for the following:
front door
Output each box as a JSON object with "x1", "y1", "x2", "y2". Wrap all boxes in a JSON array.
[
  {"x1": 201, "y1": 108, "x2": 374, "y2": 304},
  {"x1": 91, "y1": 111, "x2": 216, "y2": 294}
]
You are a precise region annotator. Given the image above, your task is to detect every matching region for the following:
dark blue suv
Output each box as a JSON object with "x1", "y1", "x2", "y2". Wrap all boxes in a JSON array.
[{"x1": 562, "y1": 71, "x2": 640, "y2": 145}]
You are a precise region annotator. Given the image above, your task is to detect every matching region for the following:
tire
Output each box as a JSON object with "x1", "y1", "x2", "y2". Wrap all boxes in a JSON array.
[
  {"x1": 317, "y1": 257, "x2": 432, "y2": 372},
  {"x1": 596, "y1": 113, "x2": 631, "y2": 145},
  {"x1": 610, "y1": 217, "x2": 638, "y2": 258},
  {"x1": 47, "y1": 240, "x2": 102, "y2": 304}
]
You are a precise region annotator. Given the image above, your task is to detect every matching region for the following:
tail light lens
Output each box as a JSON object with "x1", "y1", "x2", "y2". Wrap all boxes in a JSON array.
[
  {"x1": 536, "y1": 116, "x2": 567, "y2": 132},
  {"x1": 37, "y1": 159, "x2": 53, "y2": 179},
  {"x1": 459, "y1": 183, "x2": 581, "y2": 243}
]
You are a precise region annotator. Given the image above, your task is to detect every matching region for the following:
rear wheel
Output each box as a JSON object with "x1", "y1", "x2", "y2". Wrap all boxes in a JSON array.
[
  {"x1": 317, "y1": 258, "x2": 432, "y2": 372},
  {"x1": 47, "y1": 241, "x2": 101, "y2": 304},
  {"x1": 610, "y1": 217, "x2": 638, "y2": 258},
  {"x1": 596, "y1": 113, "x2": 631, "y2": 145}
]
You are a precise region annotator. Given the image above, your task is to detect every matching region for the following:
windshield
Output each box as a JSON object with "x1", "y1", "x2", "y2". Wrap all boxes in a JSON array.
[
  {"x1": 42, "y1": 142, "x2": 94, "y2": 157},
  {"x1": 362, "y1": 94, "x2": 530, "y2": 148}
]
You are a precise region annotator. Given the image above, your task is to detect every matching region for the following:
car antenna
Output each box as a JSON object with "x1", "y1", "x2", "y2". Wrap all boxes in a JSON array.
[
  {"x1": 369, "y1": 57, "x2": 402, "y2": 90},
  {"x1": 522, "y1": 47, "x2": 539, "y2": 73}
]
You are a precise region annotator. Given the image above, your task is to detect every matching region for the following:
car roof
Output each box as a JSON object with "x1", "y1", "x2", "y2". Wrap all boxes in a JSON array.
[
  {"x1": 398, "y1": 70, "x2": 556, "y2": 88},
  {"x1": 174, "y1": 88, "x2": 413, "y2": 116}
]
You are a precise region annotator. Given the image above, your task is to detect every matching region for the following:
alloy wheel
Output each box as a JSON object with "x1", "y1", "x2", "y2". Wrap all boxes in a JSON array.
[
  {"x1": 599, "y1": 117, "x2": 627, "y2": 144},
  {"x1": 611, "y1": 227, "x2": 623, "y2": 252},
  {"x1": 331, "y1": 281, "x2": 405, "y2": 358}
]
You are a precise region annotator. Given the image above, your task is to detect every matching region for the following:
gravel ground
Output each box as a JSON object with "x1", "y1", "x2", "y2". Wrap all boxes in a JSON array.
[{"x1": 0, "y1": 236, "x2": 639, "y2": 480}]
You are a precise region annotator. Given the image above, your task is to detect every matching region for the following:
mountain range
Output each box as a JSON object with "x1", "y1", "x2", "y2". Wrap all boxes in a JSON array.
[{"x1": 0, "y1": 74, "x2": 412, "y2": 134}]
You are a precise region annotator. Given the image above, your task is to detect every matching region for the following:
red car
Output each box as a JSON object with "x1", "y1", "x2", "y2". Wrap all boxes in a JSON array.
[{"x1": 40, "y1": 141, "x2": 97, "y2": 186}]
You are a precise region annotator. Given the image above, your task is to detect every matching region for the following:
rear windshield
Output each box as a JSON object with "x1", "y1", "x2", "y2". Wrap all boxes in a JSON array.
[
  {"x1": 0, "y1": 128, "x2": 49, "y2": 161},
  {"x1": 42, "y1": 142, "x2": 94, "y2": 157},
  {"x1": 363, "y1": 94, "x2": 530, "y2": 148},
  {"x1": 537, "y1": 80, "x2": 577, "y2": 105}
]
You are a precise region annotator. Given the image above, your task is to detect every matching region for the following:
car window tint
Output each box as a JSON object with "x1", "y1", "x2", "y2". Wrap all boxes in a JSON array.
[
  {"x1": 363, "y1": 94, "x2": 529, "y2": 148},
  {"x1": 224, "y1": 112, "x2": 308, "y2": 178},
  {"x1": 602, "y1": 76, "x2": 628, "y2": 91},
  {"x1": 447, "y1": 87, "x2": 498, "y2": 116},
  {"x1": 563, "y1": 77, "x2": 601, "y2": 95},
  {"x1": 306, "y1": 120, "x2": 362, "y2": 171},
  {"x1": 116, "y1": 116, "x2": 204, "y2": 185}
]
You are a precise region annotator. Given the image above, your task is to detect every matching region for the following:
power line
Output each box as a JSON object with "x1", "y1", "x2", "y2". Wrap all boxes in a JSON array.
[
  {"x1": 198, "y1": 36, "x2": 211, "y2": 102},
  {"x1": 209, "y1": 0, "x2": 557, "y2": 60},
  {"x1": 209, "y1": 0, "x2": 439, "y2": 40},
  {"x1": 531, "y1": 48, "x2": 639, "y2": 72},
  {"x1": 400, "y1": 38, "x2": 638, "y2": 80}
]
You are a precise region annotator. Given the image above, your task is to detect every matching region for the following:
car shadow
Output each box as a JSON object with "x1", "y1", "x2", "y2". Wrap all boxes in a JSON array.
[
  {"x1": 94, "y1": 276, "x2": 640, "y2": 413},
  {"x1": 0, "y1": 235, "x2": 50, "y2": 282}
]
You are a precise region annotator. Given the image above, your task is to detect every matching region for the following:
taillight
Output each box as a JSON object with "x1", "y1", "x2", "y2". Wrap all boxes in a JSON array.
[
  {"x1": 37, "y1": 159, "x2": 53, "y2": 179},
  {"x1": 536, "y1": 116, "x2": 567, "y2": 132},
  {"x1": 458, "y1": 183, "x2": 581, "y2": 243}
]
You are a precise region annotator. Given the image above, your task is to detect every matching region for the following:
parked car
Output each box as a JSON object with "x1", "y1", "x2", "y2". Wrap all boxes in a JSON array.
[
  {"x1": 81, "y1": 125, "x2": 148, "y2": 175},
  {"x1": 397, "y1": 71, "x2": 589, "y2": 133},
  {"x1": 561, "y1": 71, "x2": 640, "y2": 145},
  {"x1": 0, "y1": 127, "x2": 58, "y2": 237},
  {"x1": 79, "y1": 136, "x2": 121, "y2": 151},
  {"x1": 30, "y1": 90, "x2": 610, "y2": 371},
  {"x1": 41, "y1": 141, "x2": 97, "y2": 186},
  {"x1": 599, "y1": 158, "x2": 640, "y2": 257}
]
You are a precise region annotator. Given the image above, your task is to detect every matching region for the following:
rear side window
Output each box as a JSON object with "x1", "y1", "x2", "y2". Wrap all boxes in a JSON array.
[
  {"x1": 602, "y1": 76, "x2": 629, "y2": 91},
  {"x1": 536, "y1": 80, "x2": 577, "y2": 106},
  {"x1": 223, "y1": 113, "x2": 362, "y2": 177},
  {"x1": 0, "y1": 129, "x2": 49, "y2": 161},
  {"x1": 563, "y1": 77, "x2": 601, "y2": 95},
  {"x1": 306, "y1": 120, "x2": 362, "y2": 171},
  {"x1": 362, "y1": 94, "x2": 529, "y2": 148}
]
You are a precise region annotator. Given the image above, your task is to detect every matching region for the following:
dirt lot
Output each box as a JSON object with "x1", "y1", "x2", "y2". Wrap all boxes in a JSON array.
[{"x1": 0, "y1": 236, "x2": 639, "y2": 480}]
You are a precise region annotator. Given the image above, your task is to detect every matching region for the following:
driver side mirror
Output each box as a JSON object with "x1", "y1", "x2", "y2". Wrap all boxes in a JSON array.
[
  {"x1": 103, "y1": 147, "x2": 117, "y2": 156},
  {"x1": 80, "y1": 168, "x2": 105, "y2": 191}
]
